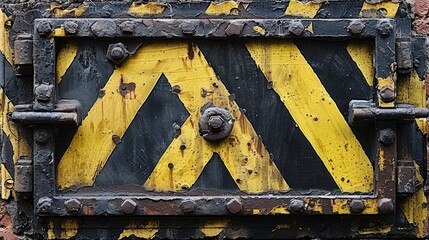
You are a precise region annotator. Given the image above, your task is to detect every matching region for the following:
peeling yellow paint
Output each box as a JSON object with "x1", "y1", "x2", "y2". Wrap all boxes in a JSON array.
[
  {"x1": 285, "y1": 0, "x2": 321, "y2": 18},
  {"x1": 47, "y1": 220, "x2": 78, "y2": 239},
  {"x1": 51, "y1": 26, "x2": 67, "y2": 37},
  {"x1": 397, "y1": 70, "x2": 426, "y2": 133},
  {"x1": 306, "y1": 22, "x2": 314, "y2": 33},
  {"x1": 119, "y1": 221, "x2": 160, "y2": 239},
  {"x1": 57, "y1": 42, "x2": 289, "y2": 193},
  {"x1": 357, "y1": 224, "x2": 392, "y2": 235},
  {"x1": 346, "y1": 41, "x2": 374, "y2": 87},
  {"x1": 205, "y1": 1, "x2": 240, "y2": 15},
  {"x1": 51, "y1": 3, "x2": 88, "y2": 17},
  {"x1": 360, "y1": 1, "x2": 399, "y2": 18},
  {"x1": 0, "y1": 10, "x2": 12, "y2": 65},
  {"x1": 128, "y1": 2, "x2": 165, "y2": 16},
  {"x1": 247, "y1": 40, "x2": 374, "y2": 193},
  {"x1": 252, "y1": 209, "x2": 263, "y2": 215},
  {"x1": 0, "y1": 164, "x2": 12, "y2": 200},
  {"x1": 253, "y1": 26, "x2": 266, "y2": 36},
  {"x1": 200, "y1": 220, "x2": 228, "y2": 237},
  {"x1": 269, "y1": 205, "x2": 290, "y2": 215},
  {"x1": 56, "y1": 43, "x2": 79, "y2": 84},
  {"x1": 400, "y1": 188, "x2": 427, "y2": 238}
]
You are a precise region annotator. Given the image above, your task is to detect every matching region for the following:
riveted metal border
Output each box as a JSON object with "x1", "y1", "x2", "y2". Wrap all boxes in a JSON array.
[{"x1": 32, "y1": 18, "x2": 396, "y2": 216}]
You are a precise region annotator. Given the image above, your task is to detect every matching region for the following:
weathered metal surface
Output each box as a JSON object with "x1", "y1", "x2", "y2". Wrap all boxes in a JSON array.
[
  {"x1": 0, "y1": 0, "x2": 428, "y2": 238},
  {"x1": 13, "y1": 158, "x2": 32, "y2": 193}
]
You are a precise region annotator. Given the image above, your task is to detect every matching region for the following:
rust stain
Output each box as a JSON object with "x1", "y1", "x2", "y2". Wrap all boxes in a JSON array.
[
  {"x1": 82, "y1": 205, "x2": 95, "y2": 215},
  {"x1": 188, "y1": 43, "x2": 195, "y2": 60},
  {"x1": 119, "y1": 75, "x2": 136, "y2": 98}
]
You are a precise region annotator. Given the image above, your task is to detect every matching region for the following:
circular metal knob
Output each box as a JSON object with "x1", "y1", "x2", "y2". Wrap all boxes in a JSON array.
[{"x1": 199, "y1": 107, "x2": 233, "y2": 142}]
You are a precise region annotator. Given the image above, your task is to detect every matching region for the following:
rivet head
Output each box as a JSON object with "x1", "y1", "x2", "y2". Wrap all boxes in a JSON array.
[
  {"x1": 64, "y1": 21, "x2": 79, "y2": 34},
  {"x1": 379, "y1": 86, "x2": 395, "y2": 102},
  {"x1": 227, "y1": 198, "x2": 242, "y2": 214},
  {"x1": 288, "y1": 21, "x2": 304, "y2": 36},
  {"x1": 347, "y1": 20, "x2": 365, "y2": 34},
  {"x1": 377, "y1": 20, "x2": 393, "y2": 36},
  {"x1": 120, "y1": 199, "x2": 137, "y2": 214},
  {"x1": 36, "y1": 197, "x2": 53, "y2": 214},
  {"x1": 349, "y1": 199, "x2": 365, "y2": 213},
  {"x1": 378, "y1": 198, "x2": 394, "y2": 214},
  {"x1": 379, "y1": 128, "x2": 396, "y2": 145},
  {"x1": 37, "y1": 21, "x2": 52, "y2": 36},
  {"x1": 180, "y1": 200, "x2": 196, "y2": 213},
  {"x1": 199, "y1": 106, "x2": 234, "y2": 142},
  {"x1": 65, "y1": 199, "x2": 81, "y2": 213},
  {"x1": 288, "y1": 199, "x2": 305, "y2": 213}
]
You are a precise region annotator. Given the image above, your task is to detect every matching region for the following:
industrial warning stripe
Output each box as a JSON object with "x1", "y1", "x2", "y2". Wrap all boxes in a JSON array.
[{"x1": 57, "y1": 42, "x2": 289, "y2": 193}]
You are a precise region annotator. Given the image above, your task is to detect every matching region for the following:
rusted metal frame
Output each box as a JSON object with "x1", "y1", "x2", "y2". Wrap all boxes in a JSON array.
[
  {"x1": 41, "y1": 19, "x2": 390, "y2": 39},
  {"x1": 32, "y1": 18, "x2": 396, "y2": 217}
]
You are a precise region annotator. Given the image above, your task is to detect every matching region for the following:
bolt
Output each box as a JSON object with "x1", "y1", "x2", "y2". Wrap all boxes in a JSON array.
[
  {"x1": 34, "y1": 129, "x2": 50, "y2": 144},
  {"x1": 379, "y1": 128, "x2": 396, "y2": 145},
  {"x1": 289, "y1": 199, "x2": 305, "y2": 213},
  {"x1": 181, "y1": 22, "x2": 197, "y2": 35},
  {"x1": 171, "y1": 85, "x2": 181, "y2": 95},
  {"x1": 36, "y1": 21, "x2": 52, "y2": 36},
  {"x1": 208, "y1": 115, "x2": 223, "y2": 131},
  {"x1": 180, "y1": 143, "x2": 186, "y2": 150},
  {"x1": 34, "y1": 83, "x2": 54, "y2": 102},
  {"x1": 288, "y1": 21, "x2": 305, "y2": 36},
  {"x1": 349, "y1": 199, "x2": 365, "y2": 213},
  {"x1": 379, "y1": 86, "x2": 395, "y2": 102},
  {"x1": 120, "y1": 199, "x2": 137, "y2": 214},
  {"x1": 225, "y1": 22, "x2": 245, "y2": 37},
  {"x1": 111, "y1": 47, "x2": 125, "y2": 60},
  {"x1": 112, "y1": 134, "x2": 121, "y2": 145},
  {"x1": 106, "y1": 43, "x2": 129, "y2": 65},
  {"x1": 65, "y1": 199, "x2": 81, "y2": 213},
  {"x1": 377, "y1": 20, "x2": 393, "y2": 36},
  {"x1": 347, "y1": 20, "x2": 365, "y2": 34},
  {"x1": 181, "y1": 200, "x2": 196, "y2": 213},
  {"x1": 64, "y1": 21, "x2": 79, "y2": 34},
  {"x1": 378, "y1": 198, "x2": 394, "y2": 214},
  {"x1": 227, "y1": 198, "x2": 242, "y2": 214},
  {"x1": 36, "y1": 197, "x2": 52, "y2": 214}
]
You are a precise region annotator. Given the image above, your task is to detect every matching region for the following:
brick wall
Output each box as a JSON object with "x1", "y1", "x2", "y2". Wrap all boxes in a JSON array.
[
  {"x1": 414, "y1": 0, "x2": 429, "y2": 34},
  {"x1": 0, "y1": 200, "x2": 17, "y2": 239}
]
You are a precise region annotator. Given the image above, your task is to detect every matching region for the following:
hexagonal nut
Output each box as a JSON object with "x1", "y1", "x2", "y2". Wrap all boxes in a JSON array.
[
  {"x1": 347, "y1": 20, "x2": 365, "y2": 34},
  {"x1": 64, "y1": 21, "x2": 79, "y2": 34},
  {"x1": 379, "y1": 86, "x2": 395, "y2": 103},
  {"x1": 36, "y1": 197, "x2": 53, "y2": 214},
  {"x1": 289, "y1": 199, "x2": 305, "y2": 213},
  {"x1": 65, "y1": 199, "x2": 81, "y2": 213},
  {"x1": 121, "y1": 199, "x2": 137, "y2": 214},
  {"x1": 180, "y1": 200, "x2": 196, "y2": 213},
  {"x1": 106, "y1": 43, "x2": 129, "y2": 65},
  {"x1": 226, "y1": 198, "x2": 242, "y2": 214},
  {"x1": 378, "y1": 198, "x2": 394, "y2": 214},
  {"x1": 34, "y1": 83, "x2": 54, "y2": 102},
  {"x1": 349, "y1": 199, "x2": 365, "y2": 213},
  {"x1": 37, "y1": 21, "x2": 52, "y2": 36}
]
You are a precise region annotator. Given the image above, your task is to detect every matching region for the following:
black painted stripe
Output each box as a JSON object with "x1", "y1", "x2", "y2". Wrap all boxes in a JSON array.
[
  {"x1": 246, "y1": 2, "x2": 289, "y2": 19},
  {"x1": 294, "y1": 39, "x2": 376, "y2": 161},
  {"x1": 316, "y1": 0, "x2": 364, "y2": 18},
  {"x1": 94, "y1": 74, "x2": 189, "y2": 187},
  {"x1": 1, "y1": 131, "x2": 14, "y2": 178},
  {"x1": 191, "y1": 153, "x2": 239, "y2": 191},
  {"x1": 197, "y1": 40, "x2": 339, "y2": 191},
  {"x1": 55, "y1": 40, "x2": 115, "y2": 163}
]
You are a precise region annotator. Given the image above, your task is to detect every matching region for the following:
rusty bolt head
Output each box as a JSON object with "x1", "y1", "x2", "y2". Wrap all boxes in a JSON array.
[
  {"x1": 288, "y1": 21, "x2": 305, "y2": 36},
  {"x1": 106, "y1": 43, "x2": 129, "y2": 65},
  {"x1": 349, "y1": 199, "x2": 365, "y2": 213},
  {"x1": 347, "y1": 20, "x2": 365, "y2": 34},
  {"x1": 65, "y1": 199, "x2": 81, "y2": 213},
  {"x1": 34, "y1": 83, "x2": 54, "y2": 102},
  {"x1": 379, "y1": 128, "x2": 396, "y2": 145},
  {"x1": 180, "y1": 200, "x2": 196, "y2": 213},
  {"x1": 377, "y1": 20, "x2": 393, "y2": 36},
  {"x1": 379, "y1": 86, "x2": 395, "y2": 103},
  {"x1": 227, "y1": 198, "x2": 242, "y2": 214},
  {"x1": 181, "y1": 22, "x2": 197, "y2": 35},
  {"x1": 64, "y1": 21, "x2": 79, "y2": 34},
  {"x1": 119, "y1": 21, "x2": 136, "y2": 34},
  {"x1": 37, "y1": 21, "x2": 52, "y2": 36},
  {"x1": 208, "y1": 115, "x2": 223, "y2": 131},
  {"x1": 36, "y1": 197, "x2": 53, "y2": 214},
  {"x1": 225, "y1": 22, "x2": 245, "y2": 37},
  {"x1": 289, "y1": 199, "x2": 305, "y2": 213},
  {"x1": 378, "y1": 198, "x2": 394, "y2": 214},
  {"x1": 34, "y1": 128, "x2": 50, "y2": 144},
  {"x1": 120, "y1": 199, "x2": 137, "y2": 214}
]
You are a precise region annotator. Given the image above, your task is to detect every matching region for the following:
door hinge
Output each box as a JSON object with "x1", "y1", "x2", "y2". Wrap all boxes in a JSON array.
[
  {"x1": 14, "y1": 157, "x2": 33, "y2": 194},
  {"x1": 13, "y1": 34, "x2": 33, "y2": 76},
  {"x1": 396, "y1": 37, "x2": 412, "y2": 73}
]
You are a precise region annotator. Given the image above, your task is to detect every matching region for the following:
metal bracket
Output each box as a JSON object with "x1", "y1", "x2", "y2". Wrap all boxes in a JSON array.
[
  {"x1": 10, "y1": 99, "x2": 82, "y2": 126},
  {"x1": 348, "y1": 100, "x2": 429, "y2": 126},
  {"x1": 397, "y1": 160, "x2": 417, "y2": 196}
]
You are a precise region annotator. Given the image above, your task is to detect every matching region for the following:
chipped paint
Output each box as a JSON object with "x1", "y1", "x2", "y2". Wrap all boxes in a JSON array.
[
  {"x1": 128, "y1": 2, "x2": 165, "y2": 16},
  {"x1": 200, "y1": 220, "x2": 228, "y2": 237},
  {"x1": 285, "y1": 0, "x2": 321, "y2": 18},
  {"x1": 0, "y1": 10, "x2": 12, "y2": 64},
  {"x1": 47, "y1": 220, "x2": 78, "y2": 239},
  {"x1": 119, "y1": 221, "x2": 160, "y2": 239},
  {"x1": 269, "y1": 205, "x2": 290, "y2": 214},
  {"x1": 360, "y1": 1, "x2": 399, "y2": 18},
  {"x1": 51, "y1": 3, "x2": 88, "y2": 17},
  {"x1": 0, "y1": 164, "x2": 12, "y2": 199},
  {"x1": 253, "y1": 26, "x2": 266, "y2": 35},
  {"x1": 205, "y1": 1, "x2": 240, "y2": 15},
  {"x1": 306, "y1": 22, "x2": 314, "y2": 33},
  {"x1": 56, "y1": 43, "x2": 78, "y2": 84}
]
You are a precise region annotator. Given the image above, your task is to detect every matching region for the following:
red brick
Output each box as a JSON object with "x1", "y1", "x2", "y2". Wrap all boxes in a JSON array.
[
  {"x1": 0, "y1": 200, "x2": 18, "y2": 240},
  {"x1": 414, "y1": 17, "x2": 429, "y2": 34},
  {"x1": 415, "y1": 0, "x2": 429, "y2": 17}
]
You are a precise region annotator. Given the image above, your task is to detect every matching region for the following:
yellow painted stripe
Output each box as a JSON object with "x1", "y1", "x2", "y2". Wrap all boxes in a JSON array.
[
  {"x1": 200, "y1": 220, "x2": 228, "y2": 237},
  {"x1": 119, "y1": 220, "x2": 160, "y2": 239},
  {"x1": 285, "y1": 0, "x2": 321, "y2": 18},
  {"x1": 47, "y1": 220, "x2": 78, "y2": 239},
  {"x1": 1, "y1": 164, "x2": 12, "y2": 200},
  {"x1": 246, "y1": 40, "x2": 374, "y2": 193},
  {"x1": 0, "y1": 10, "x2": 12, "y2": 64},
  {"x1": 51, "y1": 3, "x2": 88, "y2": 17},
  {"x1": 143, "y1": 44, "x2": 288, "y2": 193},
  {"x1": 346, "y1": 41, "x2": 374, "y2": 87},
  {"x1": 205, "y1": 1, "x2": 240, "y2": 15},
  {"x1": 58, "y1": 42, "x2": 288, "y2": 193},
  {"x1": 397, "y1": 70, "x2": 426, "y2": 133},
  {"x1": 360, "y1": 2, "x2": 399, "y2": 18},
  {"x1": 128, "y1": 2, "x2": 165, "y2": 16},
  {"x1": 56, "y1": 43, "x2": 78, "y2": 84}
]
